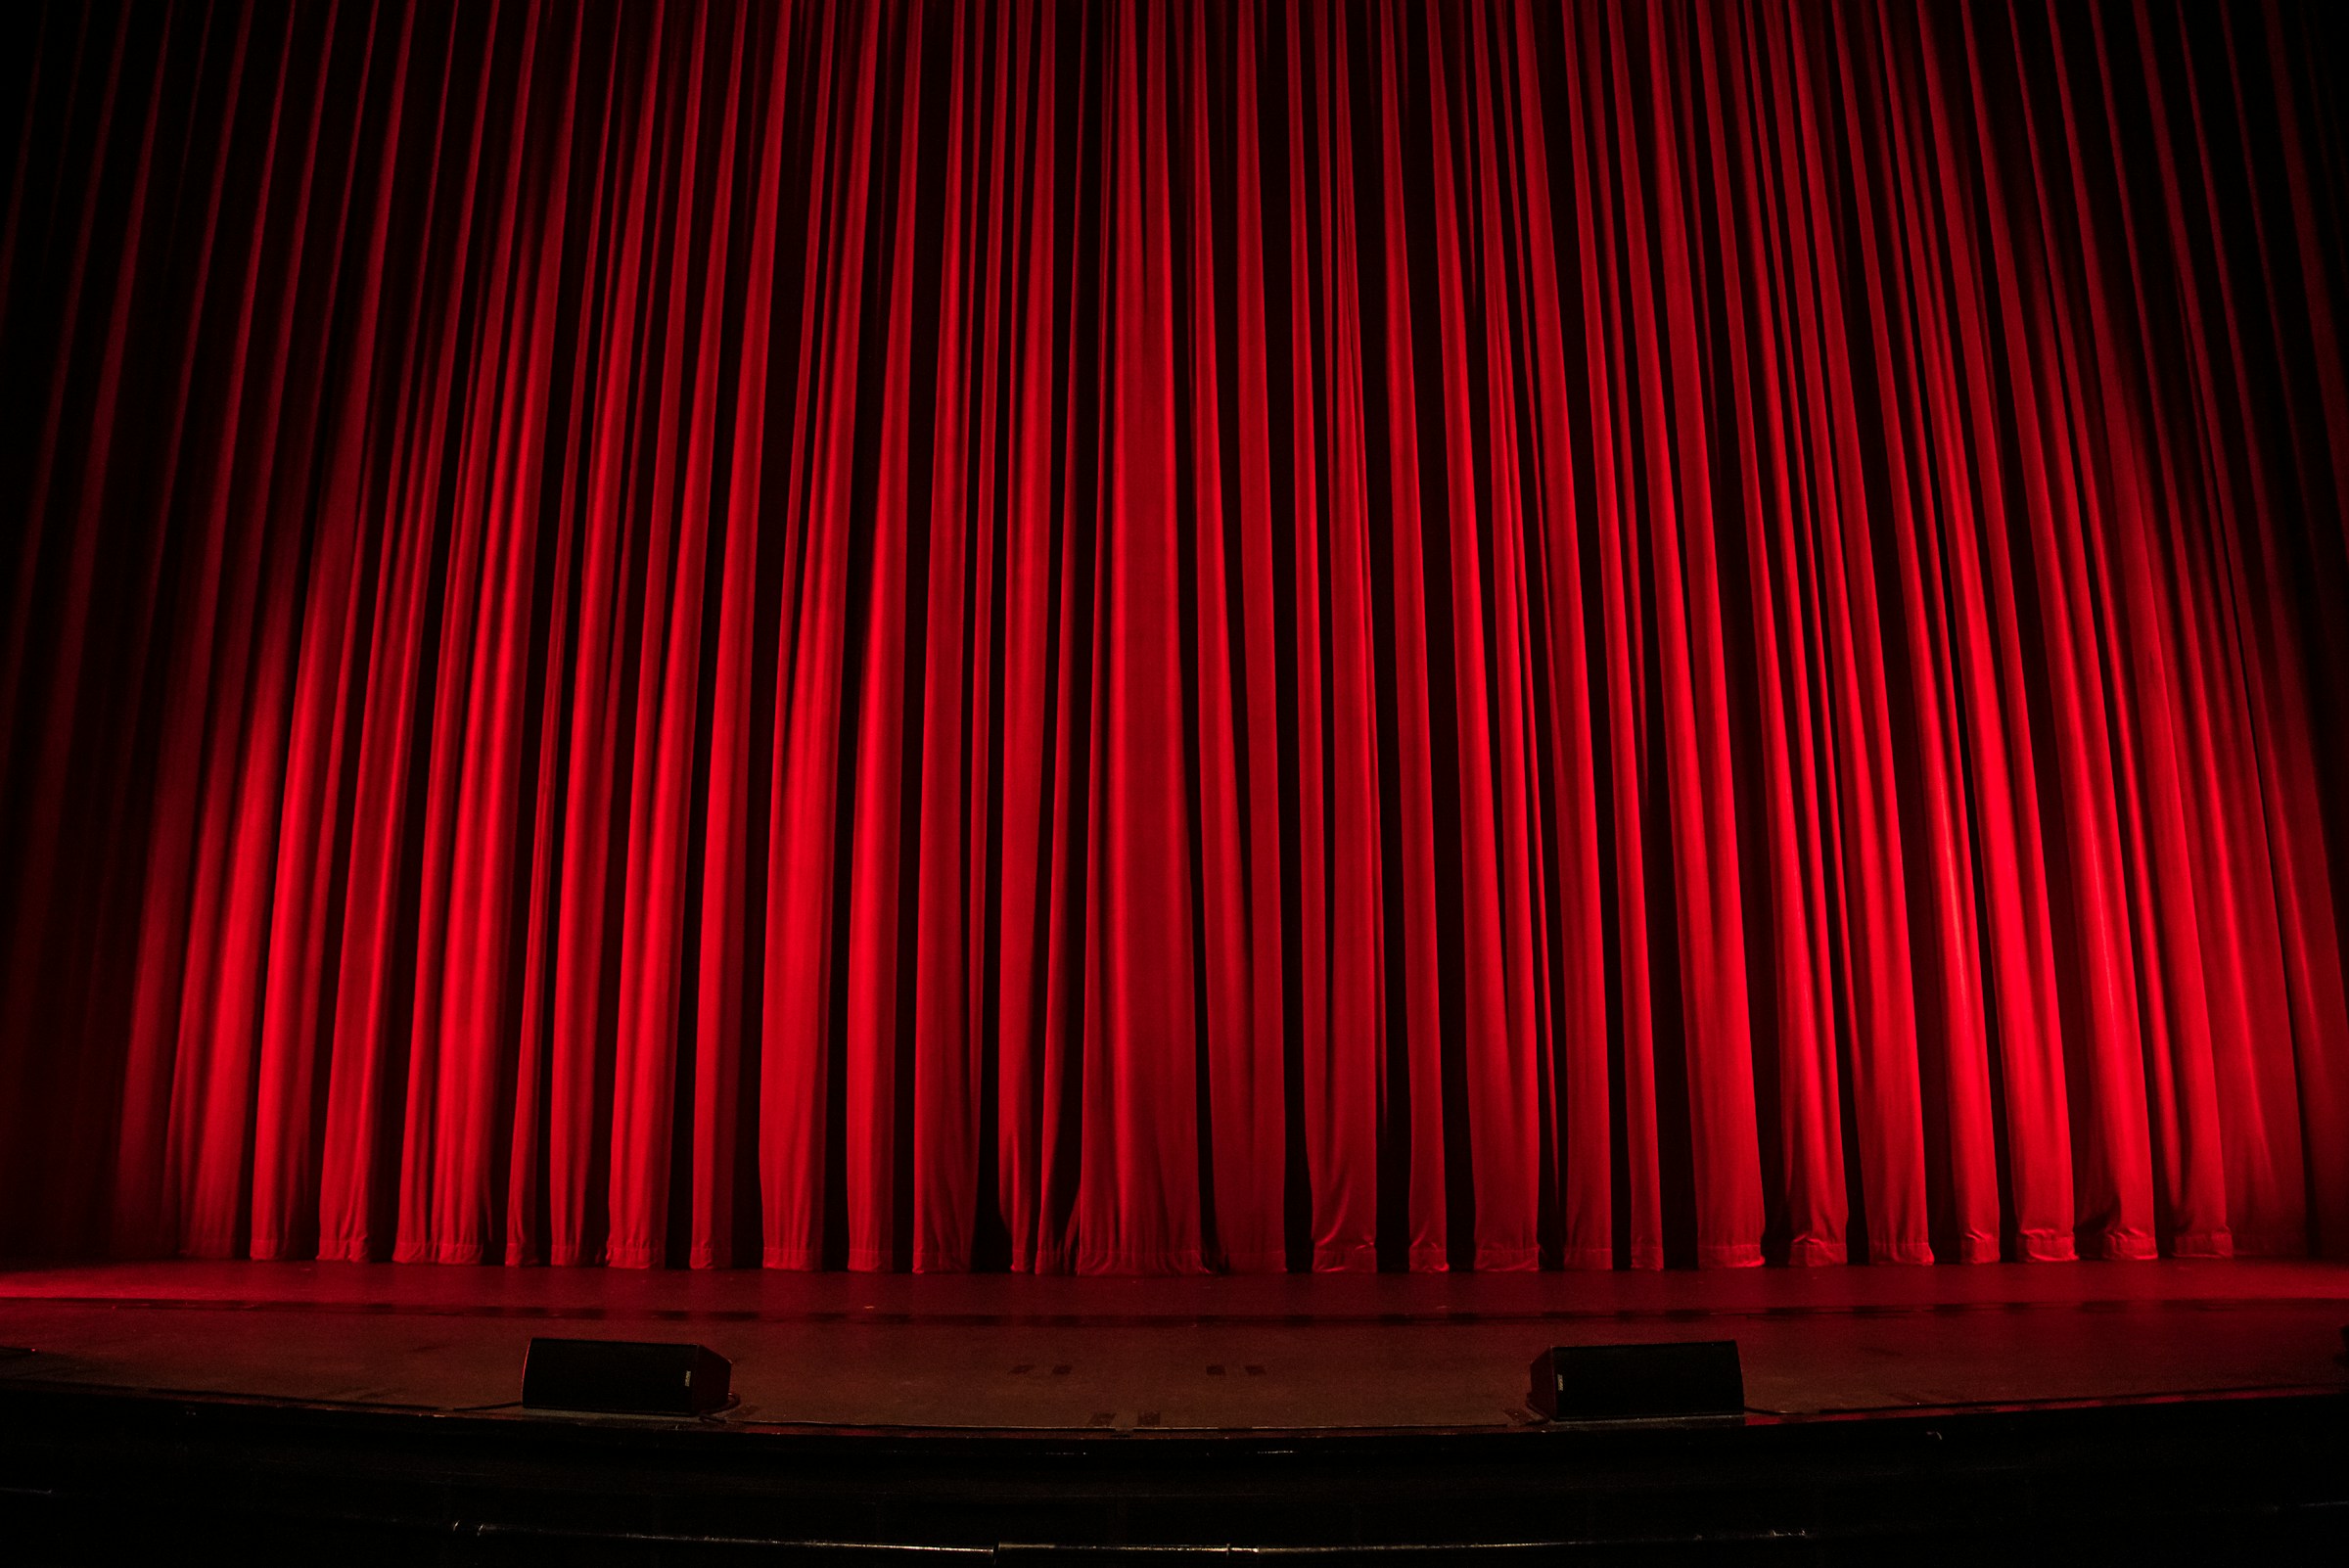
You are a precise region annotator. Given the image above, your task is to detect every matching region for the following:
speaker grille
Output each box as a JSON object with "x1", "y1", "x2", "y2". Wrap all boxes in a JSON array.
[
  {"x1": 521, "y1": 1337, "x2": 732, "y2": 1417},
  {"x1": 1529, "y1": 1340, "x2": 1744, "y2": 1422}
]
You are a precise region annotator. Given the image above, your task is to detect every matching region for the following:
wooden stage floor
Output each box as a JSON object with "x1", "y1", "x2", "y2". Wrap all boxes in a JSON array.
[{"x1": 4, "y1": 1257, "x2": 2346, "y2": 1432}]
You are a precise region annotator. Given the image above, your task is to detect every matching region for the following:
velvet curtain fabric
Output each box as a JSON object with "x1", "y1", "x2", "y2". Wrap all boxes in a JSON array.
[{"x1": 4, "y1": 0, "x2": 2348, "y2": 1271}]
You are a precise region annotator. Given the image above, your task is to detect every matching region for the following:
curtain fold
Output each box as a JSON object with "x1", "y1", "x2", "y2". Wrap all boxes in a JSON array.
[{"x1": 3, "y1": 0, "x2": 2347, "y2": 1271}]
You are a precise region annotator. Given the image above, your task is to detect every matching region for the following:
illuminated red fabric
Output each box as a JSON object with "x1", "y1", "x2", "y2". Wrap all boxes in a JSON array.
[{"x1": 3, "y1": 0, "x2": 2347, "y2": 1272}]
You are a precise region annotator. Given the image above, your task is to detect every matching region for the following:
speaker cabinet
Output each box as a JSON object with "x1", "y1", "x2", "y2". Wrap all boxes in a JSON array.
[
  {"x1": 1528, "y1": 1340, "x2": 1743, "y2": 1422},
  {"x1": 522, "y1": 1337, "x2": 733, "y2": 1416}
]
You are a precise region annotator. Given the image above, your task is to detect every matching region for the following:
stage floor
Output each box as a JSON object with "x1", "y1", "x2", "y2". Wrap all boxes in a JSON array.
[{"x1": 4, "y1": 1258, "x2": 2346, "y2": 1432}]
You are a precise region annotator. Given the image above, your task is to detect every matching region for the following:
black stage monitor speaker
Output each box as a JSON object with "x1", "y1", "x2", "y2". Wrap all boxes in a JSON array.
[
  {"x1": 1529, "y1": 1340, "x2": 1743, "y2": 1422},
  {"x1": 522, "y1": 1337, "x2": 733, "y2": 1416}
]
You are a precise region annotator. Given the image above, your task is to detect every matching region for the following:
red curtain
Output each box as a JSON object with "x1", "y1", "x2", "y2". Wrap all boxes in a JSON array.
[{"x1": 5, "y1": 0, "x2": 2349, "y2": 1272}]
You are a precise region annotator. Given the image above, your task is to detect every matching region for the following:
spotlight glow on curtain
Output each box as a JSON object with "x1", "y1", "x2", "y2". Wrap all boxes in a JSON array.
[{"x1": 4, "y1": 0, "x2": 2349, "y2": 1271}]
